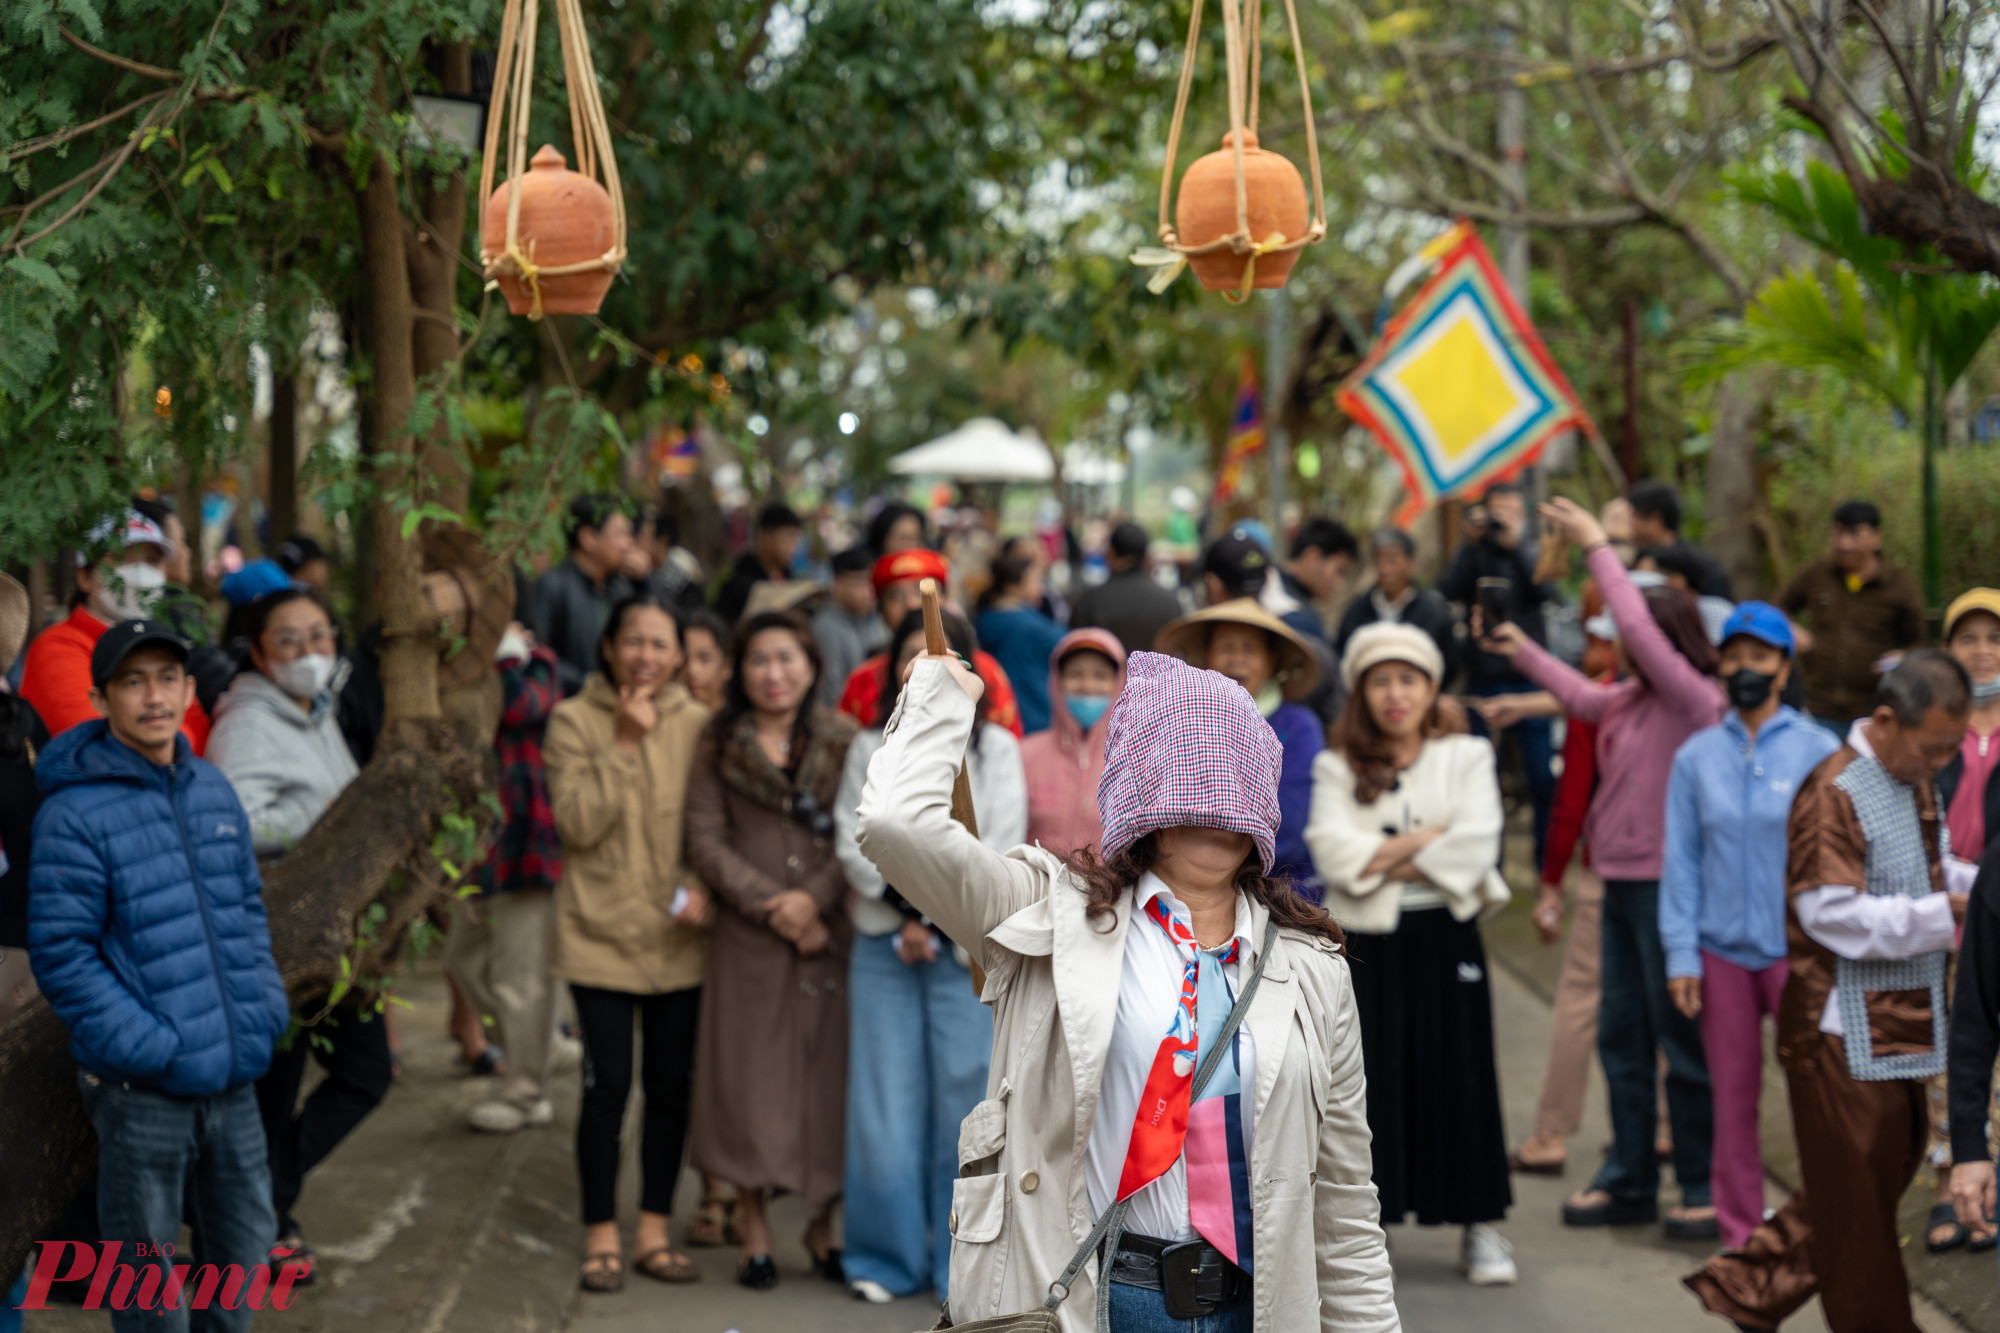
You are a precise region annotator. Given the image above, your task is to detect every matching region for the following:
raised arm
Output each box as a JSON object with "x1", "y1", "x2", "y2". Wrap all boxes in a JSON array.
[
  {"x1": 1587, "y1": 543, "x2": 1719, "y2": 717},
  {"x1": 855, "y1": 657, "x2": 1043, "y2": 961}
]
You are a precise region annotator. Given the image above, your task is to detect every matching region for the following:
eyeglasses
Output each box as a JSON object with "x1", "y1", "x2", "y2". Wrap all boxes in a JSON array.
[{"x1": 269, "y1": 628, "x2": 336, "y2": 653}]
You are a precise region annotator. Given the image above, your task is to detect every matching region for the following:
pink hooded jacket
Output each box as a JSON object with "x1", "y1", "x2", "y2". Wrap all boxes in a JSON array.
[{"x1": 1019, "y1": 628, "x2": 1128, "y2": 858}]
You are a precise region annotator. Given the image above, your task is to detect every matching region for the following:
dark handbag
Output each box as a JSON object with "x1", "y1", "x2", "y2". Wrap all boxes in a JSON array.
[{"x1": 924, "y1": 919, "x2": 1279, "y2": 1333}]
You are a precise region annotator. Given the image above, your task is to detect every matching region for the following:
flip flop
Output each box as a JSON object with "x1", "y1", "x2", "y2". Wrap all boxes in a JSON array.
[
  {"x1": 686, "y1": 1194, "x2": 730, "y2": 1248},
  {"x1": 634, "y1": 1247, "x2": 700, "y2": 1283},
  {"x1": 1507, "y1": 1147, "x2": 1567, "y2": 1176},
  {"x1": 579, "y1": 1252, "x2": 625, "y2": 1293},
  {"x1": 1926, "y1": 1201, "x2": 1970, "y2": 1253}
]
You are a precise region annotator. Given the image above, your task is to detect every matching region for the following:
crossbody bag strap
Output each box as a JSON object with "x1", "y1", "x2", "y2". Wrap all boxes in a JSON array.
[{"x1": 1041, "y1": 917, "x2": 1281, "y2": 1317}]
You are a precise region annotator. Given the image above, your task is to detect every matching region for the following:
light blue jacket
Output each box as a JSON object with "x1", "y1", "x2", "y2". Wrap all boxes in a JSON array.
[{"x1": 1659, "y1": 705, "x2": 1841, "y2": 979}]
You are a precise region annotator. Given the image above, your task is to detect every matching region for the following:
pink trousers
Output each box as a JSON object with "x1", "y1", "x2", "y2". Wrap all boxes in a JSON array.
[{"x1": 1700, "y1": 950, "x2": 1789, "y2": 1249}]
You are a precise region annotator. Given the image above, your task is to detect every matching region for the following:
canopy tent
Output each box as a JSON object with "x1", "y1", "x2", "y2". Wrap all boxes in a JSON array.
[
  {"x1": 887, "y1": 417, "x2": 1055, "y2": 483},
  {"x1": 1061, "y1": 444, "x2": 1128, "y2": 486}
]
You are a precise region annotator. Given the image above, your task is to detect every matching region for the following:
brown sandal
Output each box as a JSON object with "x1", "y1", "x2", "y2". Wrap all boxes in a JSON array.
[
  {"x1": 634, "y1": 1247, "x2": 700, "y2": 1284},
  {"x1": 579, "y1": 1252, "x2": 625, "y2": 1293},
  {"x1": 686, "y1": 1193, "x2": 730, "y2": 1248}
]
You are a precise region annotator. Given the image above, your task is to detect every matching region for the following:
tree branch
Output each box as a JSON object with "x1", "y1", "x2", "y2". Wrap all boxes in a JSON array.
[
  {"x1": 59, "y1": 25, "x2": 179, "y2": 81},
  {"x1": 3, "y1": 90, "x2": 170, "y2": 161}
]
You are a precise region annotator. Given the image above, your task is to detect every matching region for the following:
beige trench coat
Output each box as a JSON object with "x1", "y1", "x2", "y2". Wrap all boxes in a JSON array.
[
  {"x1": 857, "y1": 661, "x2": 1400, "y2": 1333},
  {"x1": 544, "y1": 674, "x2": 710, "y2": 994}
]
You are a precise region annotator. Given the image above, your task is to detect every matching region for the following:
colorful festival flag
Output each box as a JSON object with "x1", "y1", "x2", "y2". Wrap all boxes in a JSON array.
[
  {"x1": 1212, "y1": 352, "x2": 1265, "y2": 508},
  {"x1": 1337, "y1": 222, "x2": 1598, "y2": 526}
]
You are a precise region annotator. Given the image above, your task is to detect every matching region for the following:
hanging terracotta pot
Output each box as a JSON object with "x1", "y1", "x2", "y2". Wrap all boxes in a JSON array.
[
  {"x1": 481, "y1": 145, "x2": 618, "y2": 316},
  {"x1": 479, "y1": 0, "x2": 628, "y2": 320},
  {"x1": 1175, "y1": 130, "x2": 1310, "y2": 292}
]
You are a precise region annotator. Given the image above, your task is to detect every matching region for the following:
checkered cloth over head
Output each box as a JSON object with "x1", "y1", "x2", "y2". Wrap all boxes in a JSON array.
[{"x1": 1097, "y1": 651, "x2": 1284, "y2": 873}]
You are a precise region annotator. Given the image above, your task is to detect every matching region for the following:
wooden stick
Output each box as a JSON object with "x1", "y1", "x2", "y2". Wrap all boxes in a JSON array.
[{"x1": 920, "y1": 579, "x2": 986, "y2": 994}]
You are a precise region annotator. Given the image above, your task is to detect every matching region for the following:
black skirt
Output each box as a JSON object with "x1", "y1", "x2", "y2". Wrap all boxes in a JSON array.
[{"x1": 1346, "y1": 906, "x2": 1513, "y2": 1226}]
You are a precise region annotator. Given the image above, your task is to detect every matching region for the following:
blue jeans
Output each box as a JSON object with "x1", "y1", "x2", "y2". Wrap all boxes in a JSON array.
[
  {"x1": 843, "y1": 931, "x2": 993, "y2": 1297},
  {"x1": 1467, "y1": 682, "x2": 1556, "y2": 870},
  {"x1": 2, "y1": 1269, "x2": 25, "y2": 1333},
  {"x1": 77, "y1": 1072, "x2": 276, "y2": 1333},
  {"x1": 1107, "y1": 1280, "x2": 1254, "y2": 1333},
  {"x1": 1593, "y1": 882, "x2": 1713, "y2": 1207}
]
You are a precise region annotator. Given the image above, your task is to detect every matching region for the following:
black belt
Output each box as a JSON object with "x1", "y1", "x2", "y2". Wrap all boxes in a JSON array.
[{"x1": 1104, "y1": 1229, "x2": 1251, "y2": 1319}]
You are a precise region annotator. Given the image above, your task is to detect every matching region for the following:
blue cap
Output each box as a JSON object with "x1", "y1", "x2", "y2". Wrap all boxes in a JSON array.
[
  {"x1": 1720, "y1": 600, "x2": 1794, "y2": 654},
  {"x1": 220, "y1": 559, "x2": 297, "y2": 608}
]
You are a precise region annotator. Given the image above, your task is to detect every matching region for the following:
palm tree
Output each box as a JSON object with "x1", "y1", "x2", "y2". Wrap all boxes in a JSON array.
[{"x1": 1712, "y1": 159, "x2": 2000, "y2": 606}]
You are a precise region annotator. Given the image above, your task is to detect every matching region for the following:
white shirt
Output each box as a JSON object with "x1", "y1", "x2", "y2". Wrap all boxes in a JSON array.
[
  {"x1": 1085, "y1": 873, "x2": 1257, "y2": 1242},
  {"x1": 1370, "y1": 585, "x2": 1417, "y2": 623},
  {"x1": 1801, "y1": 719, "x2": 1972, "y2": 1034}
]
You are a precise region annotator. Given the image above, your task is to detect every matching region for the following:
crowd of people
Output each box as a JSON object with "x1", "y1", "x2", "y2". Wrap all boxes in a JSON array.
[{"x1": 0, "y1": 474, "x2": 1995, "y2": 1333}]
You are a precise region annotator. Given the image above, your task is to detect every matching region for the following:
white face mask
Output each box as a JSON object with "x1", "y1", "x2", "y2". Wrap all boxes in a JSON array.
[
  {"x1": 95, "y1": 562, "x2": 166, "y2": 622},
  {"x1": 268, "y1": 653, "x2": 336, "y2": 701}
]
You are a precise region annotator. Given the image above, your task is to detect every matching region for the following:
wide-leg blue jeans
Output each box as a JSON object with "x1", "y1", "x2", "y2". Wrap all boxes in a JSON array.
[{"x1": 842, "y1": 931, "x2": 993, "y2": 1298}]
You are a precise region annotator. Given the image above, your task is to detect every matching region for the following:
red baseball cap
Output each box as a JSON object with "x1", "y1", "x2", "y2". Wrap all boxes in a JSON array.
[{"x1": 871, "y1": 548, "x2": 949, "y2": 593}]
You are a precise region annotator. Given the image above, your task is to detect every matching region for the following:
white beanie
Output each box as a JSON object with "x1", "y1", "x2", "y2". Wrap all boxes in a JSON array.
[{"x1": 1340, "y1": 622, "x2": 1445, "y2": 693}]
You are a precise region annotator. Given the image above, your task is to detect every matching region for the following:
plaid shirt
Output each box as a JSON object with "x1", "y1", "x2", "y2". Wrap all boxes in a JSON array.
[
  {"x1": 1098, "y1": 651, "x2": 1284, "y2": 873},
  {"x1": 475, "y1": 644, "x2": 564, "y2": 895}
]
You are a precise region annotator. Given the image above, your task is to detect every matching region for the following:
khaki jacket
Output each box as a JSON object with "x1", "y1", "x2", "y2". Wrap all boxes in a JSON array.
[
  {"x1": 857, "y1": 662, "x2": 1399, "y2": 1333},
  {"x1": 545, "y1": 674, "x2": 709, "y2": 993}
]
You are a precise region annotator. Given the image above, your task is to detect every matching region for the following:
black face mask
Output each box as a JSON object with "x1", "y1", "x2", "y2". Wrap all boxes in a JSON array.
[{"x1": 1725, "y1": 667, "x2": 1778, "y2": 712}]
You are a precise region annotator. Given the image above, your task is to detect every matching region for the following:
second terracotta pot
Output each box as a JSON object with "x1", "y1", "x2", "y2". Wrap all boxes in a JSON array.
[
  {"x1": 1174, "y1": 129, "x2": 1309, "y2": 291},
  {"x1": 481, "y1": 144, "x2": 618, "y2": 316}
]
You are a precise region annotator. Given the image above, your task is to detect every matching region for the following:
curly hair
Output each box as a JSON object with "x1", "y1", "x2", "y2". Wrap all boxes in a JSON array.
[{"x1": 1063, "y1": 833, "x2": 1344, "y2": 947}]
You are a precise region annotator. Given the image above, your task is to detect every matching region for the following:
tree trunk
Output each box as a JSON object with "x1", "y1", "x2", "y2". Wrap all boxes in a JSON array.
[
  {"x1": 1705, "y1": 368, "x2": 1765, "y2": 598},
  {"x1": 268, "y1": 371, "x2": 299, "y2": 550},
  {"x1": 411, "y1": 42, "x2": 473, "y2": 517},
  {"x1": 358, "y1": 150, "x2": 439, "y2": 731}
]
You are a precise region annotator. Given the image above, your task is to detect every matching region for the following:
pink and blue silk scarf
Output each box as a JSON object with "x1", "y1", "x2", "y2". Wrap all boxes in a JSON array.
[{"x1": 1115, "y1": 894, "x2": 1255, "y2": 1270}]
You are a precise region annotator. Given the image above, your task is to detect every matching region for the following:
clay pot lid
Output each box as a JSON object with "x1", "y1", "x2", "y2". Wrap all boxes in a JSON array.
[
  {"x1": 1217, "y1": 129, "x2": 1263, "y2": 151},
  {"x1": 530, "y1": 144, "x2": 568, "y2": 172}
]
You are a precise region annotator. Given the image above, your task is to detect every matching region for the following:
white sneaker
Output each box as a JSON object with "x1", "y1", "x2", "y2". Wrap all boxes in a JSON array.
[
  {"x1": 849, "y1": 1279, "x2": 894, "y2": 1304},
  {"x1": 1458, "y1": 1224, "x2": 1517, "y2": 1285},
  {"x1": 467, "y1": 1097, "x2": 554, "y2": 1133}
]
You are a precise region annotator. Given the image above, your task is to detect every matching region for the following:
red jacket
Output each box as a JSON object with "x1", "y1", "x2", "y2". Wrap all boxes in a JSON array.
[
  {"x1": 837, "y1": 648, "x2": 1023, "y2": 738},
  {"x1": 1018, "y1": 628, "x2": 1126, "y2": 858},
  {"x1": 20, "y1": 606, "x2": 211, "y2": 755}
]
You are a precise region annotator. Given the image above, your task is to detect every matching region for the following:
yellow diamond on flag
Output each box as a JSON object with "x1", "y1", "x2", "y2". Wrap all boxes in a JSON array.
[
  {"x1": 1336, "y1": 224, "x2": 1598, "y2": 526},
  {"x1": 1388, "y1": 311, "x2": 1528, "y2": 462}
]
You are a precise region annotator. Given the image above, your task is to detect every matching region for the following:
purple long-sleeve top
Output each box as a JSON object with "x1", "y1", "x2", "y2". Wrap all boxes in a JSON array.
[
  {"x1": 1512, "y1": 544, "x2": 1726, "y2": 882},
  {"x1": 1267, "y1": 699, "x2": 1326, "y2": 902}
]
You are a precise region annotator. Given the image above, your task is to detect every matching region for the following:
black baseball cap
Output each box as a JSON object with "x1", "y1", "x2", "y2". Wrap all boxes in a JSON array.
[
  {"x1": 91, "y1": 618, "x2": 191, "y2": 688},
  {"x1": 1202, "y1": 527, "x2": 1271, "y2": 600},
  {"x1": 275, "y1": 533, "x2": 328, "y2": 574}
]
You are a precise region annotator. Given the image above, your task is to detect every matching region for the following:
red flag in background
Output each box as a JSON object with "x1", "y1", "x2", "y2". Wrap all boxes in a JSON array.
[{"x1": 1212, "y1": 351, "x2": 1264, "y2": 508}]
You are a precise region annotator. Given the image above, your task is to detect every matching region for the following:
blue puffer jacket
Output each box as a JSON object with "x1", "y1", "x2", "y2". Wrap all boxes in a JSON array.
[{"x1": 28, "y1": 720, "x2": 290, "y2": 1097}]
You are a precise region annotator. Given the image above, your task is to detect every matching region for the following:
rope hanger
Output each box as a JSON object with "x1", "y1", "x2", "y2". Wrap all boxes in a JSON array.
[
  {"x1": 477, "y1": 0, "x2": 629, "y2": 320},
  {"x1": 1138, "y1": 0, "x2": 1330, "y2": 302}
]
